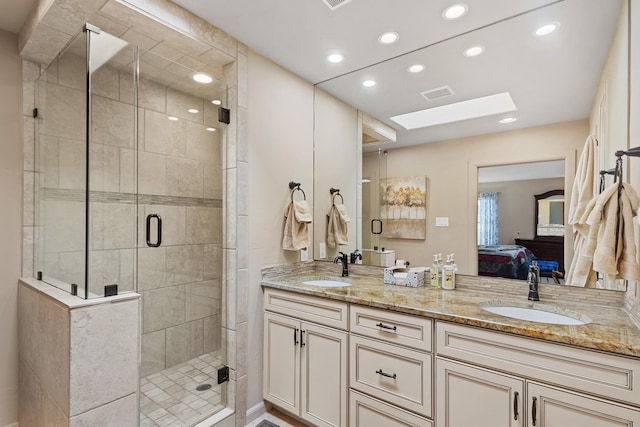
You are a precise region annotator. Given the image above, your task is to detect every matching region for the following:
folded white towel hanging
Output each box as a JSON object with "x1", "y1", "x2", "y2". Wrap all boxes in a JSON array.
[
  {"x1": 293, "y1": 200, "x2": 313, "y2": 223},
  {"x1": 283, "y1": 201, "x2": 311, "y2": 251},
  {"x1": 327, "y1": 204, "x2": 349, "y2": 248},
  {"x1": 334, "y1": 203, "x2": 351, "y2": 223}
]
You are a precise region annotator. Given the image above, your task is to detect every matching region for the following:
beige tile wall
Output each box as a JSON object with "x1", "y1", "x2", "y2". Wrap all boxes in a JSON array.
[
  {"x1": 20, "y1": 0, "x2": 248, "y2": 424},
  {"x1": 18, "y1": 279, "x2": 140, "y2": 425}
]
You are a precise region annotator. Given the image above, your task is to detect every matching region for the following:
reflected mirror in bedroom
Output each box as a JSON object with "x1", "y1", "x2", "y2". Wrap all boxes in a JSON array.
[
  {"x1": 477, "y1": 161, "x2": 565, "y2": 282},
  {"x1": 535, "y1": 190, "x2": 564, "y2": 238}
]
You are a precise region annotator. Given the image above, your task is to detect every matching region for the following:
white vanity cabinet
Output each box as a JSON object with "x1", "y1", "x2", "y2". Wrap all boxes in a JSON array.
[
  {"x1": 262, "y1": 284, "x2": 640, "y2": 427},
  {"x1": 527, "y1": 382, "x2": 640, "y2": 426},
  {"x1": 436, "y1": 358, "x2": 524, "y2": 427},
  {"x1": 348, "y1": 305, "x2": 433, "y2": 427},
  {"x1": 263, "y1": 288, "x2": 349, "y2": 427},
  {"x1": 436, "y1": 321, "x2": 640, "y2": 427}
]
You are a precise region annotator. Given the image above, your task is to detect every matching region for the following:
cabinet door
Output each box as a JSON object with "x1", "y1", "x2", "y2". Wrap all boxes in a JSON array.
[
  {"x1": 527, "y1": 382, "x2": 640, "y2": 427},
  {"x1": 263, "y1": 312, "x2": 300, "y2": 414},
  {"x1": 301, "y1": 322, "x2": 348, "y2": 427},
  {"x1": 436, "y1": 358, "x2": 524, "y2": 427}
]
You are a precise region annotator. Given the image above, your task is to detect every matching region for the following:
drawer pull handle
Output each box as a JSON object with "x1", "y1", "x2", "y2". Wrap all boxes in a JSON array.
[
  {"x1": 300, "y1": 330, "x2": 306, "y2": 347},
  {"x1": 375, "y1": 322, "x2": 397, "y2": 331},
  {"x1": 294, "y1": 328, "x2": 299, "y2": 346},
  {"x1": 513, "y1": 391, "x2": 519, "y2": 421},
  {"x1": 376, "y1": 369, "x2": 397, "y2": 379},
  {"x1": 531, "y1": 397, "x2": 537, "y2": 426}
]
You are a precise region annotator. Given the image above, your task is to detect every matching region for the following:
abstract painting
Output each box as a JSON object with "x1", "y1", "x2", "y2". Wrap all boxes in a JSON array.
[{"x1": 380, "y1": 176, "x2": 427, "y2": 239}]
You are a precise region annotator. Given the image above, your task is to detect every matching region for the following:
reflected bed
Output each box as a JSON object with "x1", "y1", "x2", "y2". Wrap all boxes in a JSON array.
[{"x1": 478, "y1": 245, "x2": 536, "y2": 280}]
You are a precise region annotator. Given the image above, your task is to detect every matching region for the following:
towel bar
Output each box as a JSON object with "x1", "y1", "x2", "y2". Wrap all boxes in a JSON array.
[
  {"x1": 289, "y1": 181, "x2": 306, "y2": 201},
  {"x1": 330, "y1": 187, "x2": 344, "y2": 204}
]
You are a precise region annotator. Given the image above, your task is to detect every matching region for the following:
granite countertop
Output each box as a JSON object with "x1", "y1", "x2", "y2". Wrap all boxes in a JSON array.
[{"x1": 261, "y1": 269, "x2": 640, "y2": 358}]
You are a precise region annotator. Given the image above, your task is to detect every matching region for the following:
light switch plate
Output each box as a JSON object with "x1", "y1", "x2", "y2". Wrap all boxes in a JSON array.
[
  {"x1": 319, "y1": 243, "x2": 326, "y2": 259},
  {"x1": 436, "y1": 217, "x2": 449, "y2": 227},
  {"x1": 300, "y1": 248, "x2": 309, "y2": 262}
]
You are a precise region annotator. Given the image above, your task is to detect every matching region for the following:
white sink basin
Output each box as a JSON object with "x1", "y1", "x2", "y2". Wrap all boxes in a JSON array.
[
  {"x1": 481, "y1": 303, "x2": 590, "y2": 325},
  {"x1": 302, "y1": 280, "x2": 352, "y2": 288}
]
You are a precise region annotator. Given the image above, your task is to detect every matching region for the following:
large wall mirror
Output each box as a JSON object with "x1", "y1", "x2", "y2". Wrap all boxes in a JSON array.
[{"x1": 313, "y1": 0, "x2": 629, "y2": 291}]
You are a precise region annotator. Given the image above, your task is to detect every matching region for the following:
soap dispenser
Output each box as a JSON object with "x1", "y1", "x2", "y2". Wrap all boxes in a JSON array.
[
  {"x1": 431, "y1": 254, "x2": 441, "y2": 288},
  {"x1": 442, "y1": 254, "x2": 457, "y2": 290}
]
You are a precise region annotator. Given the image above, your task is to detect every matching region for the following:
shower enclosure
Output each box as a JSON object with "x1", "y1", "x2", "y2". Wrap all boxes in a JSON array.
[{"x1": 33, "y1": 25, "x2": 228, "y2": 426}]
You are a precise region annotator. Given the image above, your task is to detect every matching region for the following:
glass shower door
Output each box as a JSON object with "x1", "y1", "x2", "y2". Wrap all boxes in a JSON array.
[
  {"x1": 34, "y1": 25, "x2": 139, "y2": 299},
  {"x1": 362, "y1": 149, "x2": 389, "y2": 266},
  {"x1": 135, "y1": 47, "x2": 228, "y2": 426}
]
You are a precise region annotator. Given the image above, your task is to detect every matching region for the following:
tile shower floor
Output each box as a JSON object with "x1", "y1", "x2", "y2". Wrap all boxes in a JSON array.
[{"x1": 139, "y1": 351, "x2": 225, "y2": 427}]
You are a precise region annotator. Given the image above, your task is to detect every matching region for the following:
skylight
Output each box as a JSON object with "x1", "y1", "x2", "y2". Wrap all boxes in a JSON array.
[{"x1": 390, "y1": 92, "x2": 517, "y2": 130}]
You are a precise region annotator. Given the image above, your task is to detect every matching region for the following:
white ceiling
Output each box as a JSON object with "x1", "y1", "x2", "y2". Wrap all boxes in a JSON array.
[
  {"x1": 0, "y1": 0, "x2": 36, "y2": 34},
  {"x1": 2, "y1": 0, "x2": 623, "y2": 157},
  {"x1": 171, "y1": 0, "x2": 623, "y2": 151}
]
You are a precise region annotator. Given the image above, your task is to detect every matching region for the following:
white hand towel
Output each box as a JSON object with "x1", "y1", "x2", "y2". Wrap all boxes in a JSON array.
[
  {"x1": 283, "y1": 201, "x2": 310, "y2": 251},
  {"x1": 334, "y1": 203, "x2": 351, "y2": 223},
  {"x1": 569, "y1": 182, "x2": 640, "y2": 285},
  {"x1": 293, "y1": 200, "x2": 313, "y2": 223},
  {"x1": 327, "y1": 204, "x2": 349, "y2": 248}
]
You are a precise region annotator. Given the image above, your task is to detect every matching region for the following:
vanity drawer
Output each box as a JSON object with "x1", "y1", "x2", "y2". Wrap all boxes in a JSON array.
[
  {"x1": 349, "y1": 390, "x2": 433, "y2": 427},
  {"x1": 350, "y1": 335, "x2": 432, "y2": 416},
  {"x1": 350, "y1": 305, "x2": 432, "y2": 351},
  {"x1": 263, "y1": 288, "x2": 348, "y2": 330},
  {"x1": 436, "y1": 321, "x2": 640, "y2": 406}
]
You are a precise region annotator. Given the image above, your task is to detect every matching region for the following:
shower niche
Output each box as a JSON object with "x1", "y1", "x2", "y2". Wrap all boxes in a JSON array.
[{"x1": 31, "y1": 24, "x2": 229, "y2": 426}]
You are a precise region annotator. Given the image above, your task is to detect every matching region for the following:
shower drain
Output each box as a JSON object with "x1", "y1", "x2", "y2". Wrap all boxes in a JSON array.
[{"x1": 196, "y1": 383, "x2": 212, "y2": 391}]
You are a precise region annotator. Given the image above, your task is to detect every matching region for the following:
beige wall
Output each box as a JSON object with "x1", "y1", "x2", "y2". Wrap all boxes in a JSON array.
[
  {"x1": 364, "y1": 120, "x2": 588, "y2": 274},
  {"x1": 0, "y1": 29, "x2": 22, "y2": 425},
  {"x1": 591, "y1": 0, "x2": 629, "y2": 174},
  {"x1": 247, "y1": 50, "x2": 314, "y2": 415},
  {"x1": 313, "y1": 88, "x2": 359, "y2": 260},
  {"x1": 626, "y1": 0, "x2": 640, "y2": 310},
  {"x1": 479, "y1": 178, "x2": 564, "y2": 244},
  {"x1": 630, "y1": 0, "x2": 639, "y2": 188}
]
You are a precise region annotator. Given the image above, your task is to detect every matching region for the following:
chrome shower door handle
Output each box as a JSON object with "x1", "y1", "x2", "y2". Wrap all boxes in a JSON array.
[{"x1": 146, "y1": 214, "x2": 162, "y2": 247}]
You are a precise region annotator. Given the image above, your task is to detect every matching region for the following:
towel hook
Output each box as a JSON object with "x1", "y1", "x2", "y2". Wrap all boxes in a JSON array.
[
  {"x1": 599, "y1": 168, "x2": 616, "y2": 194},
  {"x1": 330, "y1": 187, "x2": 344, "y2": 204},
  {"x1": 289, "y1": 181, "x2": 306, "y2": 201}
]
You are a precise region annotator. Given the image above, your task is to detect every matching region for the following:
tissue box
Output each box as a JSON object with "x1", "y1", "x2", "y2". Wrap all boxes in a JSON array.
[{"x1": 384, "y1": 266, "x2": 426, "y2": 287}]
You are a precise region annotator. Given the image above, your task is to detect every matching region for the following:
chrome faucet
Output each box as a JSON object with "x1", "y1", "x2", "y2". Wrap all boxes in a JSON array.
[
  {"x1": 334, "y1": 252, "x2": 349, "y2": 277},
  {"x1": 527, "y1": 261, "x2": 540, "y2": 301}
]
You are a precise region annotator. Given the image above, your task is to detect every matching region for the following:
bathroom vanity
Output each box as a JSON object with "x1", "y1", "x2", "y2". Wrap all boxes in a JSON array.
[{"x1": 261, "y1": 264, "x2": 640, "y2": 427}]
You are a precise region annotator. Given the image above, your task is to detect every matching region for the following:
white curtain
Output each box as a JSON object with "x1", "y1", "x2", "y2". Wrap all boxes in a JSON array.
[{"x1": 478, "y1": 192, "x2": 499, "y2": 245}]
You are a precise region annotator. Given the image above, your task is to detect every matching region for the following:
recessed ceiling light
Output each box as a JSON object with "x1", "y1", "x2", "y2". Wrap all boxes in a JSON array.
[
  {"x1": 443, "y1": 3, "x2": 468, "y2": 20},
  {"x1": 362, "y1": 80, "x2": 376, "y2": 87},
  {"x1": 211, "y1": 99, "x2": 222, "y2": 105},
  {"x1": 378, "y1": 32, "x2": 399, "y2": 45},
  {"x1": 206, "y1": 127, "x2": 217, "y2": 132},
  {"x1": 408, "y1": 64, "x2": 425, "y2": 73},
  {"x1": 362, "y1": 178, "x2": 371, "y2": 183},
  {"x1": 464, "y1": 46, "x2": 484, "y2": 57},
  {"x1": 499, "y1": 117, "x2": 518, "y2": 124},
  {"x1": 188, "y1": 108, "x2": 199, "y2": 114},
  {"x1": 327, "y1": 53, "x2": 344, "y2": 63},
  {"x1": 168, "y1": 116, "x2": 179, "y2": 121},
  {"x1": 191, "y1": 72, "x2": 213, "y2": 84},
  {"x1": 535, "y1": 23, "x2": 559, "y2": 36}
]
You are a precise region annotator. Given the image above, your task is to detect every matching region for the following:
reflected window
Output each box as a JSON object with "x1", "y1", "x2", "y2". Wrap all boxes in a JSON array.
[{"x1": 478, "y1": 192, "x2": 499, "y2": 245}]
